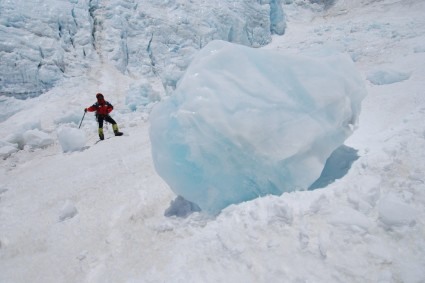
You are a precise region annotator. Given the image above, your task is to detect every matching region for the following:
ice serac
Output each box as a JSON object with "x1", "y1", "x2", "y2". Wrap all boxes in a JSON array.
[
  {"x1": 0, "y1": 0, "x2": 284, "y2": 98},
  {"x1": 150, "y1": 40, "x2": 367, "y2": 214}
]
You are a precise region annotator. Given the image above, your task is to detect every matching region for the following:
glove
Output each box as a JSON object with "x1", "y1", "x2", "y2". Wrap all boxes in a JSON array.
[{"x1": 84, "y1": 108, "x2": 87, "y2": 112}]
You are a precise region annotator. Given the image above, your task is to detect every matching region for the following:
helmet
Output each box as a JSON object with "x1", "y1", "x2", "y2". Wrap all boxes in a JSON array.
[{"x1": 96, "y1": 93, "x2": 104, "y2": 99}]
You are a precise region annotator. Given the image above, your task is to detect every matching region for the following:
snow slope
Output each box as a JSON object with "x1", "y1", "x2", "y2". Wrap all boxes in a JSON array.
[{"x1": 1, "y1": 0, "x2": 425, "y2": 282}]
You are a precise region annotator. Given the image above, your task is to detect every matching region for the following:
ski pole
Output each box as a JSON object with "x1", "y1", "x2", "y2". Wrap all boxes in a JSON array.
[{"x1": 78, "y1": 111, "x2": 86, "y2": 129}]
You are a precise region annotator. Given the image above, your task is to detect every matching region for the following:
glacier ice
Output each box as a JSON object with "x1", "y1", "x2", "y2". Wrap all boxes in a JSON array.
[
  {"x1": 125, "y1": 81, "x2": 160, "y2": 112},
  {"x1": 0, "y1": 0, "x2": 93, "y2": 98},
  {"x1": 150, "y1": 40, "x2": 367, "y2": 214},
  {"x1": 0, "y1": 0, "x2": 285, "y2": 97}
]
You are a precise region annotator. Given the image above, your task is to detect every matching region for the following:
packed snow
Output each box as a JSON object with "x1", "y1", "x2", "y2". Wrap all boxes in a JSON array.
[
  {"x1": 1, "y1": 0, "x2": 425, "y2": 282},
  {"x1": 150, "y1": 40, "x2": 366, "y2": 214}
]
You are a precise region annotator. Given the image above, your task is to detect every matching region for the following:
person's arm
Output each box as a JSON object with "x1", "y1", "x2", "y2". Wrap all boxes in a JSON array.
[{"x1": 85, "y1": 104, "x2": 98, "y2": 112}]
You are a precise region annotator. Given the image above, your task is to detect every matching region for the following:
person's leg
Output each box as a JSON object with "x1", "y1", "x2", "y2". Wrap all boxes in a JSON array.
[
  {"x1": 98, "y1": 117, "x2": 105, "y2": 140},
  {"x1": 105, "y1": 116, "x2": 122, "y2": 136},
  {"x1": 105, "y1": 115, "x2": 116, "y2": 124}
]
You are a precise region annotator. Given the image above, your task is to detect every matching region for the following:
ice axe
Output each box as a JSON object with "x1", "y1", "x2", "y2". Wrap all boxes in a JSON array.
[{"x1": 78, "y1": 110, "x2": 86, "y2": 129}]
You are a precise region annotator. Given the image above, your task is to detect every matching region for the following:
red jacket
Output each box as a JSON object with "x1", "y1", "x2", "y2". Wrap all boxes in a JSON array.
[{"x1": 87, "y1": 99, "x2": 113, "y2": 116}]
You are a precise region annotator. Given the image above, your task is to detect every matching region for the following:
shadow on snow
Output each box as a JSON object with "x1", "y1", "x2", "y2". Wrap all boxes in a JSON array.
[{"x1": 309, "y1": 144, "x2": 359, "y2": 190}]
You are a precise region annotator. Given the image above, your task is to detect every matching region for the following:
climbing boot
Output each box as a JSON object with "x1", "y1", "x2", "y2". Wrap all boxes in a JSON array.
[
  {"x1": 112, "y1": 124, "x2": 123, "y2": 136},
  {"x1": 98, "y1": 128, "x2": 104, "y2": 140}
]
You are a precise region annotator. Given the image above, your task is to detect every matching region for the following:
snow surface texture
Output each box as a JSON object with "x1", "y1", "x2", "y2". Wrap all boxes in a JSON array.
[
  {"x1": 0, "y1": 0, "x2": 284, "y2": 98},
  {"x1": 150, "y1": 40, "x2": 366, "y2": 214},
  {"x1": 1, "y1": 0, "x2": 425, "y2": 282}
]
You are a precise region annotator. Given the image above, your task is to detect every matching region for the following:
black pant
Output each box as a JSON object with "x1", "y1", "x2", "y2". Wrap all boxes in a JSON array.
[{"x1": 98, "y1": 115, "x2": 116, "y2": 128}]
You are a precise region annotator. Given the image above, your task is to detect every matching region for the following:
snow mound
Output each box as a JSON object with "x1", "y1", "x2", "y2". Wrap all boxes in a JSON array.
[
  {"x1": 22, "y1": 129, "x2": 55, "y2": 149},
  {"x1": 0, "y1": 141, "x2": 18, "y2": 159},
  {"x1": 0, "y1": 120, "x2": 55, "y2": 156},
  {"x1": 378, "y1": 195, "x2": 417, "y2": 228},
  {"x1": 57, "y1": 126, "x2": 87, "y2": 153},
  {"x1": 150, "y1": 40, "x2": 367, "y2": 214},
  {"x1": 367, "y1": 68, "x2": 410, "y2": 85},
  {"x1": 59, "y1": 200, "x2": 78, "y2": 222}
]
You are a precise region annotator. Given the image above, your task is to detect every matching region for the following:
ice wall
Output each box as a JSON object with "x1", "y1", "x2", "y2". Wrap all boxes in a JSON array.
[
  {"x1": 150, "y1": 40, "x2": 367, "y2": 214},
  {"x1": 0, "y1": 0, "x2": 95, "y2": 98},
  {"x1": 0, "y1": 0, "x2": 285, "y2": 98}
]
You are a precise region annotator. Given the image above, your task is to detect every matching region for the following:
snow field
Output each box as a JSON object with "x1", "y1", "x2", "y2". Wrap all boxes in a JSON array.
[{"x1": 1, "y1": 0, "x2": 425, "y2": 282}]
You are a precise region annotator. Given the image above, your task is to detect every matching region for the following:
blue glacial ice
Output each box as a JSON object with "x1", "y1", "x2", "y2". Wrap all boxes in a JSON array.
[{"x1": 150, "y1": 40, "x2": 367, "y2": 214}]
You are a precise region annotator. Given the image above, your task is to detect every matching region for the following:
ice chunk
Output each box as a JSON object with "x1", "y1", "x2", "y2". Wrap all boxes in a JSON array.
[
  {"x1": 3, "y1": 121, "x2": 43, "y2": 150},
  {"x1": 366, "y1": 68, "x2": 410, "y2": 85},
  {"x1": 57, "y1": 126, "x2": 87, "y2": 153},
  {"x1": 0, "y1": 141, "x2": 19, "y2": 159},
  {"x1": 150, "y1": 40, "x2": 366, "y2": 214},
  {"x1": 22, "y1": 129, "x2": 54, "y2": 149}
]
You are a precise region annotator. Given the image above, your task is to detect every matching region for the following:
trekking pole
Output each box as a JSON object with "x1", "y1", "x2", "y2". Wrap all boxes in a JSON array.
[{"x1": 78, "y1": 111, "x2": 86, "y2": 129}]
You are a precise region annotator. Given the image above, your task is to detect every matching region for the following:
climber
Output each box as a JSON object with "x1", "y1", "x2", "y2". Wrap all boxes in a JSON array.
[{"x1": 85, "y1": 93, "x2": 123, "y2": 140}]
